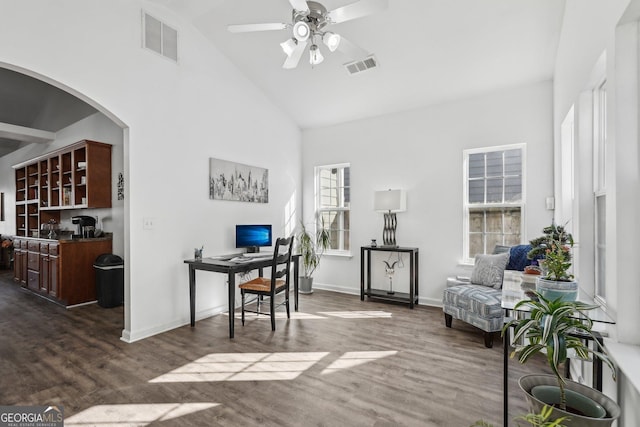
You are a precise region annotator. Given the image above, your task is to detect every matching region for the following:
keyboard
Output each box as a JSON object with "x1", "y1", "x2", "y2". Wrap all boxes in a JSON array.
[{"x1": 242, "y1": 252, "x2": 273, "y2": 258}]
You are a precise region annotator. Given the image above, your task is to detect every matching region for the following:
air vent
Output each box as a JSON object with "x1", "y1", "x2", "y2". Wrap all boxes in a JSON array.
[
  {"x1": 344, "y1": 55, "x2": 378, "y2": 75},
  {"x1": 142, "y1": 11, "x2": 178, "y2": 62}
]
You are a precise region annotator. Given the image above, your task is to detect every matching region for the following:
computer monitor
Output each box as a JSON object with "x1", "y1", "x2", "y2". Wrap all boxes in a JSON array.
[{"x1": 235, "y1": 224, "x2": 272, "y2": 252}]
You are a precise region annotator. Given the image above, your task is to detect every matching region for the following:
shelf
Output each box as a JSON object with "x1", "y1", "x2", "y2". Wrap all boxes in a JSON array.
[
  {"x1": 13, "y1": 140, "x2": 112, "y2": 236},
  {"x1": 364, "y1": 289, "x2": 418, "y2": 305}
]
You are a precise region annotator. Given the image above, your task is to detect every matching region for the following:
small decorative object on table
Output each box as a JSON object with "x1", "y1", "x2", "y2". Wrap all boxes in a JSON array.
[
  {"x1": 371, "y1": 239, "x2": 377, "y2": 247},
  {"x1": 194, "y1": 246, "x2": 203, "y2": 261},
  {"x1": 383, "y1": 260, "x2": 397, "y2": 294}
]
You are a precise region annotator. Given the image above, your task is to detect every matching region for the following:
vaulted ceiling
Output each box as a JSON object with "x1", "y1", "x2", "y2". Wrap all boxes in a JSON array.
[
  {"x1": 151, "y1": 0, "x2": 566, "y2": 128},
  {"x1": 0, "y1": 0, "x2": 565, "y2": 157}
]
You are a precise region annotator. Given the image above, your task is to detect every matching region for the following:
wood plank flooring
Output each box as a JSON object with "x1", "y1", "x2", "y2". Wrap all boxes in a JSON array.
[{"x1": 0, "y1": 271, "x2": 548, "y2": 426}]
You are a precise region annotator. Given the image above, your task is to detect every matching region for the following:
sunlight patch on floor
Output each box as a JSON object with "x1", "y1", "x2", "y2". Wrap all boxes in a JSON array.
[
  {"x1": 321, "y1": 351, "x2": 398, "y2": 375},
  {"x1": 149, "y1": 352, "x2": 330, "y2": 383},
  {"x1": 65, "y1": 402, "x2": 218, "y2": 426},
  {"x1": 318, "y1": 311, "x2": 392, "y2": 318}
]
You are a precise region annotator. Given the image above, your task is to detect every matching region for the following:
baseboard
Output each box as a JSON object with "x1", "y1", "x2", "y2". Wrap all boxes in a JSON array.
[
  {"x1": 120, "y1": 303, "x2": 228, "y2": 343},
  {"x1": 313, "y1": 282, "x2": 444, "y2": 308},
  {"x1": 313, "y1": 282, "x2": 360, "y2": 296}
]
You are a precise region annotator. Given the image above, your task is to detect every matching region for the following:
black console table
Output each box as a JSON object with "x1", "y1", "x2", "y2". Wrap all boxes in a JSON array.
[{"x1": 360, "y1": 246, "x2": 419, "y2": 308}]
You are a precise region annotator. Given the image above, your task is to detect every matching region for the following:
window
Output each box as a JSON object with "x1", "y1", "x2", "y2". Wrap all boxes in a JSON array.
[
  {"x1": 315, "y1": 164, "x2": 350, "y2": 254},
  {"x1": 463, "y1": 145, "x2": 525, "y2": 262},
  {"x1": 593, "y1": 79, "x2": 607, "y2": 302}
]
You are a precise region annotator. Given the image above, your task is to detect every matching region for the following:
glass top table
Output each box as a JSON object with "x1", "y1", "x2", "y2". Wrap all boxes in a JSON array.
[
  {"x1": 500, "y1": 271, "x2": 616, "y2": 427},
  {"x1": 501, "y1": 271, "x2": 616, "y2": 324}
]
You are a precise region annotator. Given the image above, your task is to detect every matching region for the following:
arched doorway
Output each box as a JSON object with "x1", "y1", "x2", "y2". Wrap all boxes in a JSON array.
[{"x1": 0, "y1": 63, "x2": 129, "y2": 337}]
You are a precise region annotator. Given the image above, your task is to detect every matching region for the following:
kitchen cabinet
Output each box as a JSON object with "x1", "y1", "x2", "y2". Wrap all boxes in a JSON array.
[
  {"x1": 14, "y1": 236, "x2": 112, "y2": 306},
  {"x1": 27, "y1": 240, "x2": 40, "y2": 291},
  {"x1": 39, "y1": 242, "x2": 59, "y2": 297},
  {"x1": 13, "y1": 140, "x2": 112, "y2": 237},
  {"x1": 12, "y1": 238, "x2": 27, "y2": 286}
]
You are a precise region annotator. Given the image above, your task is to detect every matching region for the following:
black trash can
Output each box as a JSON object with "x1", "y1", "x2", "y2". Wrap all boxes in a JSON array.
[{"x1": 94, "y1": 254, "x2": 124, "y2": 308}]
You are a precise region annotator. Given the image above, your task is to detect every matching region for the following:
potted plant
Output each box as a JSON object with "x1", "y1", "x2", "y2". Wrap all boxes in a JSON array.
[
  {"x1": 502, "y1": 292, "x2": 620, "y2": 426},
  {"x1": 472, "y1": 405, "x2": 569, "y2": 426},
  {"x1": 527, "y1": 223, "x2": 577, "y2": 301},
  {"x1": 297, "y1": 220, "x2": 330, "y2": 294}
]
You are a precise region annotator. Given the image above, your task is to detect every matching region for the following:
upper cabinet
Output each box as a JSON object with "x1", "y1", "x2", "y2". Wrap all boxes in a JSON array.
[{"x1": 13, "y1": 140, "x2": 112, "y2": 237}]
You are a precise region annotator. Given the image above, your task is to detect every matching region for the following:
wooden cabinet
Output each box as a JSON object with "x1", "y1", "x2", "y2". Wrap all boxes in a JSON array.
[
  {"x1": 49, "y1": 244, "x2": 59, "y2": 298},
  {"x1": 13, "y1": 238, "x2": 27, "y2": 286},
  {"x1": 13, "y1": 237, "x2": 111, "y2": 306},
  {"x1": 27, "y1": 240, "x2": 40, "y2": 291},
  {"x1": 13, "y1": 140, "x2": 112, "y2": 237}
]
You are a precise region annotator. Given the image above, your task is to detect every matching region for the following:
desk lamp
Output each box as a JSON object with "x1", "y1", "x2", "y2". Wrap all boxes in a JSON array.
[{"x1": 374, "y1": 189, "x2": 406, "y2": 247}]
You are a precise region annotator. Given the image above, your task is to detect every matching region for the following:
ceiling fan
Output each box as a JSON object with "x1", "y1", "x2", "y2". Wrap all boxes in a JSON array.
[{"x1": 228, "y1": 0, "x2": 388, "y2": 69}]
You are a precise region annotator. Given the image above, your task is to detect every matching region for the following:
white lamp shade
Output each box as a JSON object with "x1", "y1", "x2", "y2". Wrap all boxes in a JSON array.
[
  {"x1": 309, "y1": 44, "x2": 324, "y2": 65},
  {"x1": 280, "y1": 38, "x2": 297, "y2": 57},
  {"x1": 322, "y1": 32, "x2": 341, "y2": 52},
  {"x1": 374, "y1": 189, "x2": 406, "y2": 212}
]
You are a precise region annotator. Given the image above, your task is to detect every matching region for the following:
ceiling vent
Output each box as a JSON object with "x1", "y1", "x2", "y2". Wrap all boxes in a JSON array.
[
  {"x1": 344, "y1": 55, "x2": 378, "y2": 75},
  {"x1": 142, "y1": 11, "x2": 178, "y2": 62}
]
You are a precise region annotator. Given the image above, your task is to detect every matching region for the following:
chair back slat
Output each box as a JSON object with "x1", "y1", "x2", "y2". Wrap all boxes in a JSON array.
[{"x1": 270, "y1": 236, "x2": 293, "y2": 291}]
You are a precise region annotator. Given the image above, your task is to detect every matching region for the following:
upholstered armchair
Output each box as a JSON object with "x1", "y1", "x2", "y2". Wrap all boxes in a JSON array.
[{"x1": 442, "y1": 245, "x2": 532, "y2": 347}]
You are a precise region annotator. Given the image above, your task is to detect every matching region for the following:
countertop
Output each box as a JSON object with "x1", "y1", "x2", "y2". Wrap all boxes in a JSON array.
[{"x1": 13, "y1": 234, "x2": 113, "y2": 243}]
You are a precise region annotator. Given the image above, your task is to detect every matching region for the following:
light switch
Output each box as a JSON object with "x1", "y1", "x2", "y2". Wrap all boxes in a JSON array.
[{"x1": 545, "y1": 197, "x2": 555, "y2": 210}]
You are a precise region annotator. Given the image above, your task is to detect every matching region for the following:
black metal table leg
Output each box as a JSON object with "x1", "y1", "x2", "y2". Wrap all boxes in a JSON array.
[
  {"x1": 189, "y1": 266, "x2": 196, "y2": 327},
  {"x1": 228, "y1": 271, "x2": 235, "y2": 338}
]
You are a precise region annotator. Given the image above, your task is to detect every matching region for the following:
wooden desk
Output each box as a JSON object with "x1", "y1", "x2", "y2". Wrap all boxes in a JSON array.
[{"x1": 184, "y1": 254, "x2": 300, "y2": 338}]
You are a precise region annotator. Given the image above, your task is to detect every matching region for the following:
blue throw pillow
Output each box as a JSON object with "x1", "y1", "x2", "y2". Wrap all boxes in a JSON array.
[{"x1": 507, "y1": 244, "x2": 533, "y2": 271}]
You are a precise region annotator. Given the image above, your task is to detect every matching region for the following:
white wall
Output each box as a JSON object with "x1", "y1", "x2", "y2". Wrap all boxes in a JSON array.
[
  {"x1": 0, "y1": 113, "x2": 125, "y2": 255},
  {"x1": 0, "y1": 0, "x2": 301, "y2": 342},
  {"x1": 554, "y1": 1, "x2": 640, "y2": 425},
  {"x1": 302, "y1": 80, "x2": 554, "y2": 305}
]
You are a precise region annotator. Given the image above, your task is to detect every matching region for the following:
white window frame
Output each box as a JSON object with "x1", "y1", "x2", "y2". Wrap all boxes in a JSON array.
[
  {"x1": 462, "y1": 144, "x2": 526, "y2": 264},
  {"x1": 315, "y1": 163, "x2": 351, "y2": 256},
  {"x1": 593, "y1": 78, "x2": 607, "y2": 303}
]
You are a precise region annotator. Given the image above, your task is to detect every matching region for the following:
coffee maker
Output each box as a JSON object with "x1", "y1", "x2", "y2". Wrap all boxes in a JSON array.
[{"x1": 71, "y1": 215, "x2": 96, "y2": 239}]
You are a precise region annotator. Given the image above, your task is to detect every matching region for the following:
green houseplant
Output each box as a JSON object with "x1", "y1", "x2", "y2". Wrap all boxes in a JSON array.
[
  {"x1": 527, "y1": 223, "x2": 577, "y2": 301},
  {"x1": 297, "y1": 220, "x2": 330, "y2": 294},
  {"x1": 502, "y1": 292, "x2": 619, "y2": 426},
  {"x1": 472, "y1": 405, "x2": 569, "y2": 427}
]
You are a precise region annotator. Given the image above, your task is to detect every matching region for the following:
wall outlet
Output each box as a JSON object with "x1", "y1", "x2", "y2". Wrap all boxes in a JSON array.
[{"x1": 143, "y1": 217, "x2": 155, "y2": 230}]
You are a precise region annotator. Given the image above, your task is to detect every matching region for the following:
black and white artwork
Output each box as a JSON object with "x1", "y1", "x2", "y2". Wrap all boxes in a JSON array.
[{"x1": 209, "y1": 158, "x2": 269, "y2": 203}]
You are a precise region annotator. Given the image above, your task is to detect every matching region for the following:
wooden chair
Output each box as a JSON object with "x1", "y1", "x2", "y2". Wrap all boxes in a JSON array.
[{"x1": 239, "y1": 236, "x2": 294, "y2": 331}]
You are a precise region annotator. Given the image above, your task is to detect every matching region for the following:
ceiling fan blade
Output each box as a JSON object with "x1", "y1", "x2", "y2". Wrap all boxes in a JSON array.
[
  {"x1": 282, "y1": 40, "x2": 308, "y2": 69},
  {"x1": 327, "y1": 0, "x2": 388, "y2": 24},
  {"x1": 227, "y1": 23, "x2": 288, "y2": 33},
  {"x1": 335, "y1": 35, "x2": 369, "y2": 61},
  {"x1": 288, "y1": 0, "x2": 310, "y2": 14}
]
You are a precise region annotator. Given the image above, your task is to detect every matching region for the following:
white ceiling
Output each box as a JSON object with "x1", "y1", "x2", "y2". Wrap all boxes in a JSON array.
[
  {"x1": 0, "y1": 0, "x2": 566, "y2": 158},
  {"x1": 151, "y1": 0, "x2": 566, "y2": 129}
]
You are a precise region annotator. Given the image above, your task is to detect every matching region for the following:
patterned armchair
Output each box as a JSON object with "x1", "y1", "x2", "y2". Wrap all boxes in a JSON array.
[{"x1": 442, "y1": 245, "x2": 532, "y2": 347}]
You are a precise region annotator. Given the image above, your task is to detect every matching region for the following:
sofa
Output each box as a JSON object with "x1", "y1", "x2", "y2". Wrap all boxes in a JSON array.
[{"x1": 442, "y1": 245, "x2": 532, "y2": 347}]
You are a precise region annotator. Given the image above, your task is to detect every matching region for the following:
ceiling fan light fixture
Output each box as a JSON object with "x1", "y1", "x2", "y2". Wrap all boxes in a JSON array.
[
  {"x1": 293, "y1": 21, "x2": 310, "y2": 42},
  {"x1": 309, "y1": 44, "x2": 324, "y2": 65},
  {"x1": 322, "y1": 32, "x2": 341, "y2": 52},
  {"x1": 280, "y1": 38, "x2": 297, "y2": 57}
]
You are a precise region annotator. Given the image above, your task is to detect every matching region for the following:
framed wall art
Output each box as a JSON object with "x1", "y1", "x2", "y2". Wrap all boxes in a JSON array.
[{"x1": 209, "y1": 158, "x2": 269, "y2": 203}]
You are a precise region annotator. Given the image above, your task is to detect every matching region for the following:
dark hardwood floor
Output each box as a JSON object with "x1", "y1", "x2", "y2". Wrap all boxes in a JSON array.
[{"x1": 0, "y1": 270, "x2": 547, "y2": 426}]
